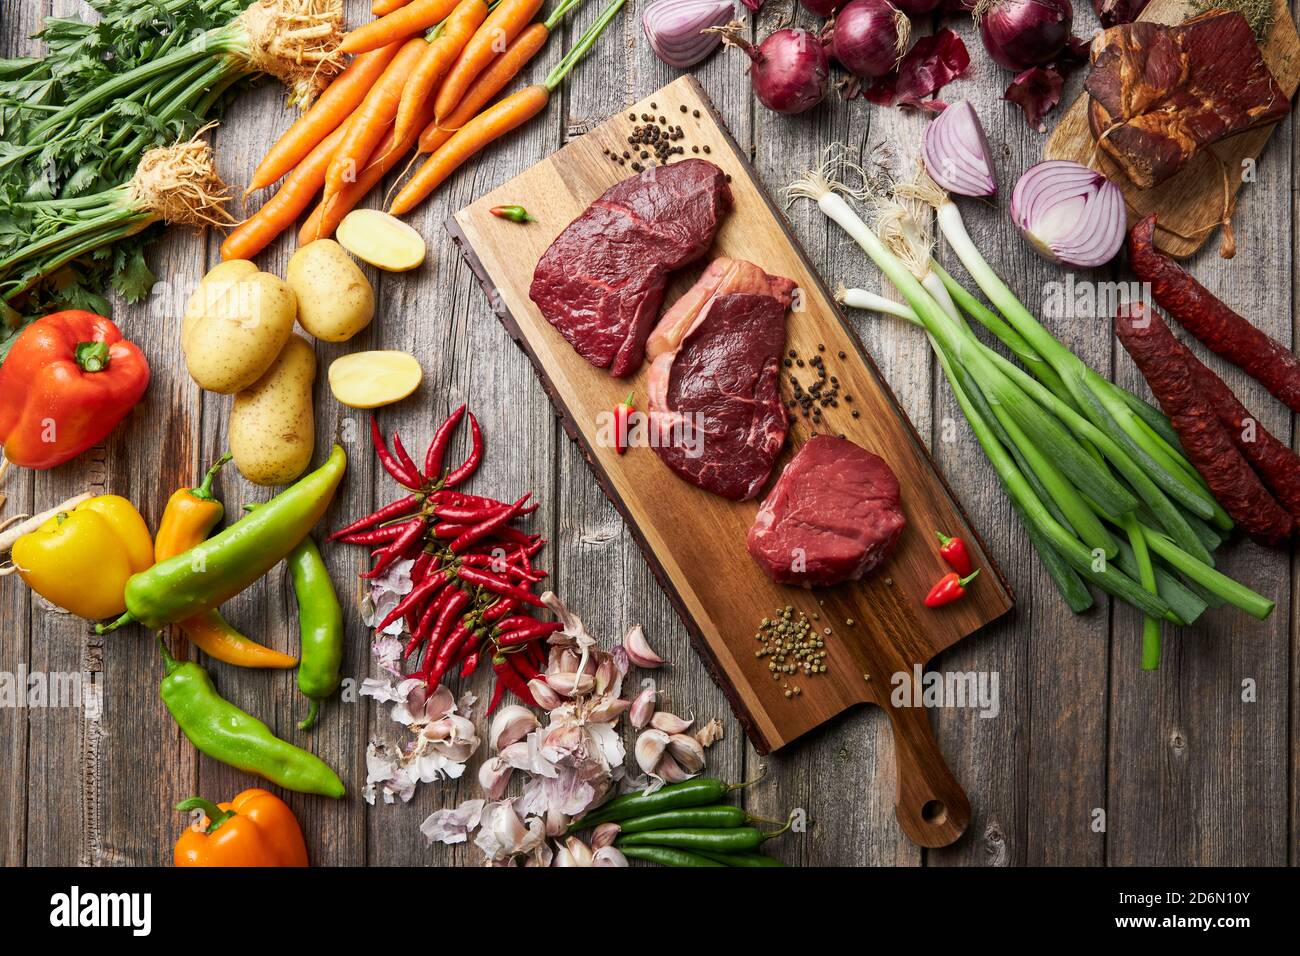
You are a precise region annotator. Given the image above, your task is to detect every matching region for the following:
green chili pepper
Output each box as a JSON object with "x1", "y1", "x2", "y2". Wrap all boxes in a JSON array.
[
  {"x1": 289, "y1": 534, "x2": 344, "y2": 731},
  {"x1": 692, "y1": 849, "x2": 786, "y2": 867},
  {"x1": 98, "y1": 446, "x2": 347, "y2": 632},
  {"x1": 575, "y1": 777, "x2": 757, "y2": 828},
  {"x1": 619, "y1": 846, "x2": 727, "y2": 867},
  {"x1": 489, "y1": 204, "x2": 535, "y2": 223},
  {"x1": 157, "y1": 639, "x2": 345, "y2": 798},
  {"x1": 616, "y1": 827, "x2": 765, "y2": 853},
  {"x1": 617, "y1": 805, "x2": 750, "y2": 833}
]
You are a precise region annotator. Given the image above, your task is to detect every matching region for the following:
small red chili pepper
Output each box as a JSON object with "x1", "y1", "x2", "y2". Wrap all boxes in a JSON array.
[
  {"x1": 489, "y1": 204, "x2": 535, "y2": 223},
  {"x1": 450, "y1": 494, "x2": 531, "y2": 554},
  {"x1": 496, "y1": 621, "x2": 564, "y2": 646},
  {"x1": 337, "y1": 523, "x2": 409, "y2": 546},
  {"x1": 407, "y1": 587, "x2": 453, "y2": 659},
  {"x1": 614, "y1": 391, "x2": 635, "y2": 455},
  {"x1": 443, "y1": 412, "x2": 483, "y2": 487},
  {"x1": 924, "y1": 570, "x2": 979, "y2": 609},
  {"x1": 460, "y1": 650, "x2": 481, "y2": 678},
  {"x1": 370, "y1": 416, "x2": 421, "y2": 487},
  {"x1": 424, "y1": 404, "x2": 466, "y2": 479},
  {"x1": 391, "y1": 431, "x2": 422, "y2": 485},
  {"x1": 457, "y1": 566, "x2": 545, "y2": 607},
  {"x1": 362, "y1": 518, "x2": 428, "y2": 579},
  {"x1": 429, "y1": 489, "x2": 511, "y2": 510},
  {"x1": 480, "y1": 598, "x2": 519, "y2": 623},
  {"x1": 376, "y1": 568, "x2": 453, "y2": 632},
  {"x1": 329, "y1": 492, "x2": 423, "y2": 541},
  {"x1": 935, "y1": 531, "x2": 973, "y2": 576},
  {"x1": 486, "y1": 664, "x2": 509, "y2": 714}
]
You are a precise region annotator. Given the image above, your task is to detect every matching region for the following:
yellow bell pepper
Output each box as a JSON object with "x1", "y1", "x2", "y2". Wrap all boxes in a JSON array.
[{"x1": 12, "y1": 495, "x2": 152, "y2": 620}]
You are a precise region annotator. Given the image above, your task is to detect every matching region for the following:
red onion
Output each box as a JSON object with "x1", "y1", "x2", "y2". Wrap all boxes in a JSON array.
[
  {"x1": 1011, "y1": 161, "x2": 1125, "y2": 268},
  {"x1": 642, "y1": 0, "x2": 735, "y2": 69},
  {"x1": 974, "y1": 0, "x2": 1072, "y2": 71},
  {"x1": 831, "y1": 0, "x2": 910, "y2": 79},
  {"x1": 713, "y1": 23, "x2": 829, "y2": 114},
  {"x1": 922, "y1": 101, "x2": 997, "y2": 196}
]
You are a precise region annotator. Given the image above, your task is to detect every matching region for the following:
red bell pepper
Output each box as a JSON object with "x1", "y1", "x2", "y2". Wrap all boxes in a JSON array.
[
  {"x1": 0, "y1": 311, "x2": 149, "y2": 470},
  {"x1": 614, "y1": 391, "x2": 635, "y2": 456}
]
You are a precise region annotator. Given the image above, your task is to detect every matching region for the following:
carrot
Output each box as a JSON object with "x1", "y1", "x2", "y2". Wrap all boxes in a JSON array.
[
  {"x1": 247, "y1": 41, "x2": 404, "y2": 193},
  {"x1": 392, "y1": 0, "x2": 624, "y2": 215},
  {"x1": 372, "y1": 0, "x2": 413, "y2": 14},
  {"x1": 324, "y1": 38, "x2": 426, "y2": 205},
  {"x1": 301, "y1": 102, "x2": 438, "y2": 243},
  {"x1": 393, "y1": 0, "x2": 488, "y2": 144},
  {"x1": 342, "y1": 0, "x2": 462, "y2": 54},
  {"x1": 416, "y1": 18, "x2": 554, "y2": 154},
  {"x1": 392, "y1": 87, "x2": 548, "y2": 215},
  {"x1": 223, "y1": 123, "x2": 353, "y2": 260},
  {"x1": 433, "y1": 0, "x2": 543, "y2": 123}
]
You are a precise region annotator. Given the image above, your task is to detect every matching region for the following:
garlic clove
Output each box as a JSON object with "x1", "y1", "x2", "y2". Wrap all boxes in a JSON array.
[
  {"x1": 592, "y1": 846, "x2": 628, "y2": 867},
  {"x1": 478, "y1": 756, "x2": 513, "y2": 801},
  {"x1": 649, "y1": 710, "x2": 693, "y2": 734},
  {"x1": 622, "y1": 624, "x2": 666, "y2": 669},
  {"x1": 656, "y1": 751, "x2": 696, "y2": 783},
  {"x1": 547, "y1": 671, "x2": 595, "y2": 698},
  {"x1": 667, "y1": 733, "x2": 706, "y2": 773},
  {"x1": 630, "y1": 686, "x2": 657, "y2": 729},
  {"x1": 565, "y1": 835, "x2": 594, "y2": 866},
  {"x1": 594, "y1": 654, "x2": 618, "y2": 695},
  {"x1": 591, "y1": 822, "x2": 622, "y2": 849},
  {"x1": 528, "y1": 678, "x2": 563, "y2": 710},
  {"x1": 489, "y1": 704, "x2": 539, "y2": 752},
  {"x1": 587, "y1": 696, "x2": 631, "y2": 724},
  {"x1": 546, "y1": 807, "x2": 569, "y2": 838},
  {"x1": 694, "y1": 717, "x2": 725, "y2": 747},
  {"x1": 635, "y1": 729, "x2": 671, "y2": 774}
]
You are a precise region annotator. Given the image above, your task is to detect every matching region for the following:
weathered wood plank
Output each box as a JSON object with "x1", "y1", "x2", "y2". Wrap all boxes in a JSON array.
[{"x1": 1106, "y1": 84, "x2": 1293, "y2": 864}]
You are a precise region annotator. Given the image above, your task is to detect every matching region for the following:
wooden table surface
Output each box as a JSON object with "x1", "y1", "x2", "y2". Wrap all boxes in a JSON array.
[{"x1": 2, "y1": 0, "x2": 1296, "y2": 867}]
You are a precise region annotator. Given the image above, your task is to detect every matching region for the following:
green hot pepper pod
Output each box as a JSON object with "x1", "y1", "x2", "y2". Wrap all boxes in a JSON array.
[
  {"x1": 158, "y1": 639, "x2": 345, "y2": 799},
  {"x1": 98, "y1": 445, "x2": 347, "y2": 632},
  {"x1": 290, "y1": 534, "x2": 344, "y2": 731}
]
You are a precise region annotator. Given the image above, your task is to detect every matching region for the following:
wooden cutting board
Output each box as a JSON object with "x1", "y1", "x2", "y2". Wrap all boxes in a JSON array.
[
  {"x1": 1044, "y1": 0, "x2": 1300, "y2": 258},
  {"x1": 448, "y1": 75, "x2": 1013, "y2": 848}
]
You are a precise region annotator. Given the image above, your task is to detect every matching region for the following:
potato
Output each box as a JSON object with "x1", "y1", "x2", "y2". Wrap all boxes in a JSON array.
[
  {"x1": 182, "y1": 259, "x2": 297, "y2": 393},
  {"x1": 229, "y1": 335, "x2": 317, "y2": 485},
  {"x1": 328, "y1": 351, "x2": 423, "y2": 408},
  {"x1": 286, "y1": 240, "x2": 375, "y2": 342},
  {"x1": 336, "y1": 209, "x2": 426, "y2": 272}
]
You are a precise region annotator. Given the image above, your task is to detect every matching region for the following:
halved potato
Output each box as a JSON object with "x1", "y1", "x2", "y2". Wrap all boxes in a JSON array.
[
  {"x1": 336, "y1": 209, "x2": 426, "y2": 272},
  {"x1": 328, "y1": 351, "x2": 423, "y2": 408}
]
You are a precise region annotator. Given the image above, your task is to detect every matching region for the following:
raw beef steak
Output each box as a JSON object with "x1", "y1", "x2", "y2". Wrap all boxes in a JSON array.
[
  {"x1": 529, "y1": 159, "x2": 732, "y2": 377},
  {"x1": 746, "y1": 435, "x2": 906, "y2": 587},
  {"x1": 646, "y1": 258, "x2": 795, "y2": 500}
]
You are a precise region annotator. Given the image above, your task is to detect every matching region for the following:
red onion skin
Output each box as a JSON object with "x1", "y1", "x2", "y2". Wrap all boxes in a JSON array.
[
  {"x1": 800, "y1": 0, "x2": 848, "y2": 14},
  {"x1": 976, "y1": 0, "x2": 1072, "y2": 72},
  {"x1": 832, "y1": 0, "x2": 909, "y2": 80},
  {"x1": 739, "y1": 29, "x2": 830, "y2": 114}
]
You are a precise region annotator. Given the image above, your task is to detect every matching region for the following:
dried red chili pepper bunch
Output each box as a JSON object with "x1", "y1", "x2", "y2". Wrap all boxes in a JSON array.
[{"x1": 329, "y1": 406, "x2": 556, "y2": 706}]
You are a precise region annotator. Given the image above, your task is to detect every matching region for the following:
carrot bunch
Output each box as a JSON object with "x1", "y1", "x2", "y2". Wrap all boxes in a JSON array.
[{"x1": 228, "y1": 0, "x2": 620, "y2": 261}]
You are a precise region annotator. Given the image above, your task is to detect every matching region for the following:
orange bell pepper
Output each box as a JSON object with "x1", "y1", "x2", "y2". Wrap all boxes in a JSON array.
[{"x1": 173, "y1": 788, "x2": 309, "y2": 867}]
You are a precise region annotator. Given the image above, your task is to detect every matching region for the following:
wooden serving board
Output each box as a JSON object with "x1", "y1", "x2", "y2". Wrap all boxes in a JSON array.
[
  {"x1": 1045, "y1": 0, "x2": 1300, "y2": 258},
  {"x1": 448, "y1": 75, "x2": 1013, "y2": 847}
]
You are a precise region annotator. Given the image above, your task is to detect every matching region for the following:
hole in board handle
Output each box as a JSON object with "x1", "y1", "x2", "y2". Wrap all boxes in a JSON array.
[{"x1": 921, "y1": 800, "x2": 948, "y2": 825}]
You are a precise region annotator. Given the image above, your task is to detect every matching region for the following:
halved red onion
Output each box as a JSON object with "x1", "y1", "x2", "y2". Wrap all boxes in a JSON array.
[
  {"x1": 921, "y1": 100, "x2": 997, "y2": 197},
  {"x1": 642, "y1": 0, "x2": 736, "y2": 69},
  {"x1": 1010, "y1": 160, "x2": 1125, "y2": 268}
]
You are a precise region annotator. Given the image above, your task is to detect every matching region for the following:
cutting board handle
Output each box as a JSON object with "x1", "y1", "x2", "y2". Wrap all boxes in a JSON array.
[{"x1": 882, "y1": 696, "x2": 971, "y2": 848}]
